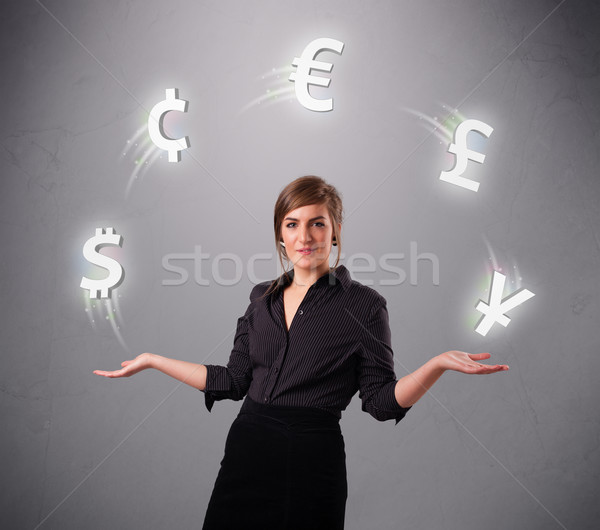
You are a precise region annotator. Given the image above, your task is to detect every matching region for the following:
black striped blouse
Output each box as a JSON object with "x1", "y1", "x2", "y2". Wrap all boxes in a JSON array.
[{"x1": 201, "y1": 264, "x2": 412, "y2": 425}]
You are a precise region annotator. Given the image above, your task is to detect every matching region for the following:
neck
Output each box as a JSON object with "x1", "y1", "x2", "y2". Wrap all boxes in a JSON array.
[{"x1": 290, "y1": 263, "x2": 331, "y2": 289}]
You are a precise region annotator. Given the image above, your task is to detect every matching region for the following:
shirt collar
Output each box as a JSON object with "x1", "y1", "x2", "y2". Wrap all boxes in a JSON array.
[{"x1": 276, "y1": 264, "x2": 351, "y2": 292}]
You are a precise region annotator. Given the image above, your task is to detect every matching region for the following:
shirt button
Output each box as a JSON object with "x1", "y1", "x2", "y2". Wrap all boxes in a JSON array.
[
  {"x1": 264, "y1": 397, "x2": 268, "y2": 402},
  {"x1": 299, "y1": 310, "x2": 303, "y2": 315}
]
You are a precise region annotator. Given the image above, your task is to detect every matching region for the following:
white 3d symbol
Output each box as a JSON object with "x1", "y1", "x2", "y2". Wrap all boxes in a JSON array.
[
  {"x1": 289, "y1": 38, "x2": 345, "y2": 112},
  {"x1": 80, "y1": 228, "x2": 125, "y2": 299},
  {"x1": 475, "y1": 270, "x2": 535, "y2": 336},
  {"x1": 148, "y1": 88, "x2": 190, "y2": 162},
  {"x1": 439, "y1": 119, "x2": 494, "y2": 192}
]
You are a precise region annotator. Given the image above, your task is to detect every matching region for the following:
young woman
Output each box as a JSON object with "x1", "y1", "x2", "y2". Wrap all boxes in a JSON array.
[{"x1": 94, "y1": 175, "x2": 508, "y2": 529}]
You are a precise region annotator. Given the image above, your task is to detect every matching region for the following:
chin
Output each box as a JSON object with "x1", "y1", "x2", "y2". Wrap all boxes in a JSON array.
[{"x1": 296, "y1": 257, "x2": 328, "y2": 269}]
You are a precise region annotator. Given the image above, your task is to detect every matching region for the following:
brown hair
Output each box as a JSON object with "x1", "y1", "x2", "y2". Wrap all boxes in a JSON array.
[{"x1": 261, "y1": 175, "x2": 344, "y2": 299}]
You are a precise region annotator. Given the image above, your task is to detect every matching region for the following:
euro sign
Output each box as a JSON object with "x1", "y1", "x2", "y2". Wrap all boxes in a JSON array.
[
  {"x1": 439, "y1": 119, "x2": 493, "y2": 192},
  {"x1": 80, "y1": 228, "x2": 125, "y2": 299},
  {"x1": 475, "y1": 270, "x2": 535, "y2": 336},
  {"x1": 289, "y1": 38, "x2": 345, "y2": 112},
  {"x1": 148, "y1": 88, "x2": 190, "y2": 162}
]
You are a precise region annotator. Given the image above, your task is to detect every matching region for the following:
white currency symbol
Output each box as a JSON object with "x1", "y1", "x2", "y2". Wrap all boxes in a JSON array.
[
  {"x1": 80, "y1": 228, "x2": 125, "y2": 299},
  {"x1": 475, "y1": 270, "x2": 535, "y2": 336},
  {"x1": 439, "y1": 119, "x2": 494, "y2": 192},
  {"x1": 289, "y1": 37, "x2": 345, "y2": 112},
  {"x1": 148, "y1": 88, "x2": 190, "y2": 162}
]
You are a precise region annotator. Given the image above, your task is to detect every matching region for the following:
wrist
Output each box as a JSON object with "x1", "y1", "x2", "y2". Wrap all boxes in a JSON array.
[
  {"x1": 429, "y1": 354, "x2": 447, "y2": 375},
  {"x1": 145, "y1": 352, "x2": 160, "y2": 370}
]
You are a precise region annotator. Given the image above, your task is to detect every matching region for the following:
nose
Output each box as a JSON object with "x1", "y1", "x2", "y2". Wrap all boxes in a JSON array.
[{"x1": 299, "y1": 224, "x2": 312, "y2": 244}]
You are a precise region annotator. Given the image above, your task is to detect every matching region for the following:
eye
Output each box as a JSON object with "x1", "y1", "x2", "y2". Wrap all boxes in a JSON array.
[{"x1": 285, "y1": 221, "x2": 326, "y2": 228}]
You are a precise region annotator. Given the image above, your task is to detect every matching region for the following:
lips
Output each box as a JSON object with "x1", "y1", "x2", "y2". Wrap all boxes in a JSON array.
[{"x1": 297, "y1": 248, "x2": 313, "y2": 254}]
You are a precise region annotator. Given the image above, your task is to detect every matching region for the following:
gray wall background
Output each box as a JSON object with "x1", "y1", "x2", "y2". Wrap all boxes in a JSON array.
[{"x1": 1, "y1": 1, "x2": 599, "y2": 529}]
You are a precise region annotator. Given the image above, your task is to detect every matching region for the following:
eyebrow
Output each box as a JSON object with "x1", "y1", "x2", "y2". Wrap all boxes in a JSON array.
[{"x1": 284, "y1": 216, "x2": 327, "y2": 222}]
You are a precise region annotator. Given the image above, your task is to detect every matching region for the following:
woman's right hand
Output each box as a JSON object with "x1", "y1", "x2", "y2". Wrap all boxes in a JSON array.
[{"x1": 93, "y1": 353, "x2": 155, "y2": 378}]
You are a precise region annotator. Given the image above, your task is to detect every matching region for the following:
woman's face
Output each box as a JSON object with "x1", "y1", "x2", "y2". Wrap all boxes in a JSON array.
[{"x1": 281, "y1": 203, "x2": 337, "y2": 274}]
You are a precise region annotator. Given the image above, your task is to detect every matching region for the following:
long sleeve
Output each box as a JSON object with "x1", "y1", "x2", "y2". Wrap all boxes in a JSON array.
[
  {"x1": 200, "y1": 288, "x2": 258, "y2": 412},
  {"x1": 356, "y1": 297, "x2": 412, "y2": 425}
]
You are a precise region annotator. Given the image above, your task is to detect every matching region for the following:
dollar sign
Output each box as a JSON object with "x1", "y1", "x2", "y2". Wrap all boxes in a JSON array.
[
  {"x1": 148, "y1": 88, "x2": 190, "y2": 162},
  {"x1": 80, "y1": 228, "x2": 125, "y2": 299},
  {"x1": 289, "y1": 37, "x2": 345, "y2": 112},
  {"x1": 439, "y1": 119, "x2": 494, "y2": 192}
]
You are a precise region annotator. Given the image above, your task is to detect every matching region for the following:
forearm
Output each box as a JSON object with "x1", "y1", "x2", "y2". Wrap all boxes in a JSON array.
[
  {"x1": 394, "y1": 355, "x2": 445, "y2": 408},
  {"x1": 150, "y1": 354, "x2": 207, "y2": 390}
]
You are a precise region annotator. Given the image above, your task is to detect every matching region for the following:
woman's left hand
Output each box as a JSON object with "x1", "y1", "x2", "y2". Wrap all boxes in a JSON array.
[{"x1": 436, "y1": 351, "x2": 509, "y2": 374}]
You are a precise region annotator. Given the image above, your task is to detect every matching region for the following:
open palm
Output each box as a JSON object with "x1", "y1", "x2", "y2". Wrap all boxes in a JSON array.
[
  {"x1": 93, "y1": 353, "x2": 152, "y2": 378},
  {"x1": 438, "y1": 351, "x2": 509, "y2": 374}
]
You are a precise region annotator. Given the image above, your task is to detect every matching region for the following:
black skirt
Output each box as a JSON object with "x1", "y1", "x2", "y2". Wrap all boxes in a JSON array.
[{"x1": 202, "y1": 396, "x2": 348, "y2": 530}]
